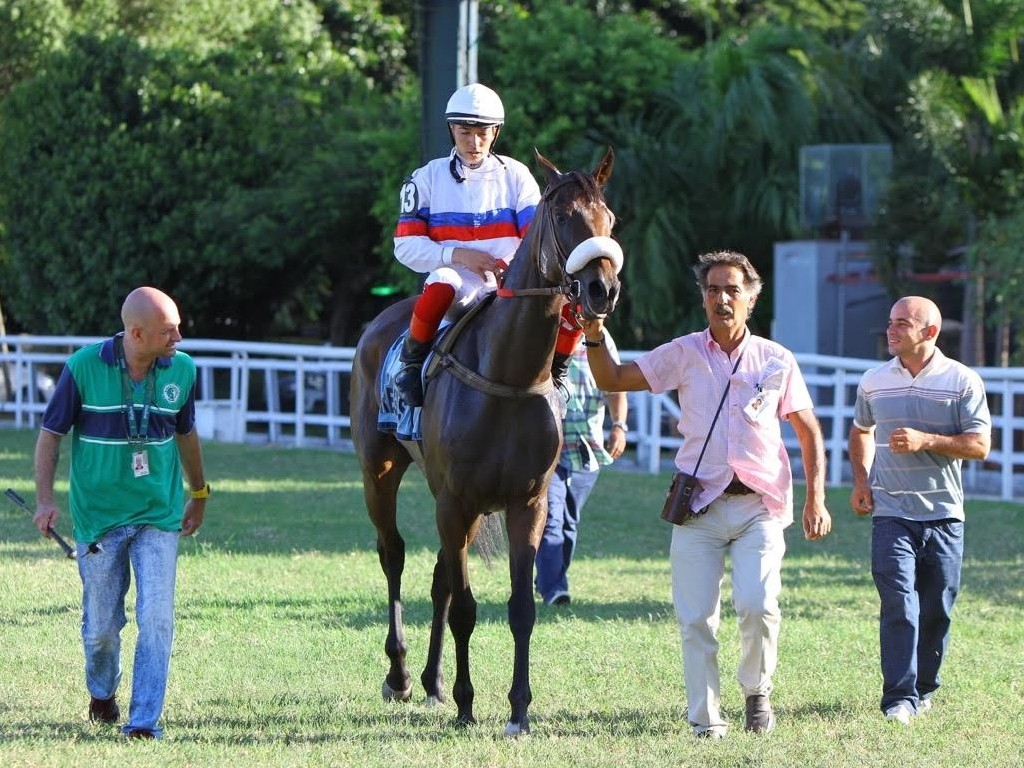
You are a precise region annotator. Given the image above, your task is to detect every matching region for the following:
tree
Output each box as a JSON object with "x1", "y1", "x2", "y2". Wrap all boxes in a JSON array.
[
  {"x1": 604, "y1": 24, "x2": 884, "y2": 345},
  {"x1": 0, "y1": 0, "x2": 69, "y2": 99},
  {"x1": 481, "y1": 1, "x2": 683, "y2": 170},
  {"x1": 0, "y1": 0, "x2": 418, "y2": 343},
  {"x1": 861, "y1": 0, "x2": 1024, "y2": 363}
]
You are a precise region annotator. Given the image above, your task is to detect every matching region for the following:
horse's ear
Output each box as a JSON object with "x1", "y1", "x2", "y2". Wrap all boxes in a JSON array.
[
  {"x1": 534, "y1": 148, "x2": 561, "y2": 186},
  {"x1": 592, "y1": 146, "x2": 614, "y2": 188}
]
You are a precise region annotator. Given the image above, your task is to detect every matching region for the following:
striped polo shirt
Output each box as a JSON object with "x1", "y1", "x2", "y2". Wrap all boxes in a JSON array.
[
  {"x1": 853, "y1": 349, "x2": 990, "y2": 522},
  {"x1": 42, "y1": 334, "x2": 197, "y2": 543}
]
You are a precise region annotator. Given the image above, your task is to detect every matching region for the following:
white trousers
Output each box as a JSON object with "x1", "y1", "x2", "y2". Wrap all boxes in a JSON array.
[
  {"x1": 425, "y1": 265, "x2": 497, "y2": 316},
  {"x1": 669, "y1": 492, "x2": 786, "y2": 735}
]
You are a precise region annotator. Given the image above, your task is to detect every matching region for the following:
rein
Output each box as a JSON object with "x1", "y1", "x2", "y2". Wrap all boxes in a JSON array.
[
  {"x1": 429, "y1": 173, "x2": 600, "y2": 399},
  {"x1": 495, "y1": 174, "x2": 581, "y2": 300}
]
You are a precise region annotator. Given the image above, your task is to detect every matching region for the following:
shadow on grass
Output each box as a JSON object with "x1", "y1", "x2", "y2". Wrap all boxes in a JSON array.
[
  {"x1": 174, "y1": 593, "x2": 679, "y2": 630},
  {"x1": 0, "y1": 601, "x2": 79, "y2": 626},
  {"x1": 0, "y1": 700, "x2": 684, "y2": 745},
  {"x1": 0, "y1": 699, "x2": 865, "y2": 745},
  {"x1": 169, "y1": 701, "x2": 686, "y2": 744}
]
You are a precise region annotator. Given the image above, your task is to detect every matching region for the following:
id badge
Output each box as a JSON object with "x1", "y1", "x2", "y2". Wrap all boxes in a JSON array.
[
  {"x1": 743, "y1": 390, "x2": 773, "y2": 423},
  {"x1": 132, "y1": 450, "x2": 150, "y2": 478}
]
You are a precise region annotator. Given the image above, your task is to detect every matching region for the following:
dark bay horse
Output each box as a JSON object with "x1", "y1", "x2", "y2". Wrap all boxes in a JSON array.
[{"x1": 349, "y1": 148, "x2": 621, "y2": 736}]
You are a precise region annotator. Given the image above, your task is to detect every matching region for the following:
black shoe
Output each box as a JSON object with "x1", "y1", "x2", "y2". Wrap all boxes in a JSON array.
[
  {"x1": 396, "y1": 335, "x2": 431, "y2": 407},
  {"x1": 124, "y1": 728, "x2": 156, "y2": 740},
  {"x1": 744, "y1": 694, "x2": 775, "y2": 733},
  {"x1": 88, "y1": 695, "x2": 120, "y2": 725},
  {"x1": 551, "y1": 351, "x2": 572, "y2": 401}
]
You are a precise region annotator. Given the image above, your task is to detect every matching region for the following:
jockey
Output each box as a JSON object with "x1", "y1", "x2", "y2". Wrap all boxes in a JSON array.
[{"x1": 393, "y1": 83, "x2": 583, "y2": 406}]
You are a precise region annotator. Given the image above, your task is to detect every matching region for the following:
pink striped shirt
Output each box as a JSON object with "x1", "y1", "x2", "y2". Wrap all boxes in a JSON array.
[{"x1": 636, "y1": 329, "x2": 814, "y2": 524}]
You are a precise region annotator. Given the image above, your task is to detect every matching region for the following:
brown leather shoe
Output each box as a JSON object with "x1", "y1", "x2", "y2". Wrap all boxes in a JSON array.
[
  {"x1": 745, "y1": 693, "x2": 775, "y2": 733},
  {"x1": 88, "y1": 696, "x2": 119, "y2": 725}
]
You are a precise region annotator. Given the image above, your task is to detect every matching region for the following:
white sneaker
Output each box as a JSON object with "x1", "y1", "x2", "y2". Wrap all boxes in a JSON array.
[
  {"x1": 693, "y1": 727, "x2": 725, "y2": 739},
  {"x1": 917, "y1": 698, "x2": 932, "y2": 714},
  {"x1": 884, "y1": 702, "x2": 914, "y2": 725}
]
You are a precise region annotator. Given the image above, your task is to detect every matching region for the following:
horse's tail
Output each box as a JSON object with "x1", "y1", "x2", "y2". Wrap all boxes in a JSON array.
[{"x1": 472, "y1": 512, "x2": 507, "y2": 567}]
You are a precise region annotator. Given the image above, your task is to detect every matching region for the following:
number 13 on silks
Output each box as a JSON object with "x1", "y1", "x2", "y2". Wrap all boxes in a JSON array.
[{"x1": 399, "y1": 180, "x2": 419, "y2": 215}]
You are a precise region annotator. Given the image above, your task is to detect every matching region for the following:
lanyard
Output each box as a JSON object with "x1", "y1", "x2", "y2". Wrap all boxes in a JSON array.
[
  {"x1": 690, "y1": 349, "x2": 744, "y2": 476},
  {"x1": 115, "y1": 337, "x2": 155, "y2": 446}
]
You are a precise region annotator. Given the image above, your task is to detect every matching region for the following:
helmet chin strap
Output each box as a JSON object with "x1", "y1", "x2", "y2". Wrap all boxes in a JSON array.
[{"x1": 448, "y1": 145, "x2": 506, "y2": 184}]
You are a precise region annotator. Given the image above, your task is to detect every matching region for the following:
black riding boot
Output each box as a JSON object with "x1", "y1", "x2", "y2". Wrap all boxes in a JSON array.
[
  {"x1": 551, "y1": 351, "x2": 572, "y2": 403},
  {"x1": 395, "y1": 335, "x2": 431, "y2": 407}
]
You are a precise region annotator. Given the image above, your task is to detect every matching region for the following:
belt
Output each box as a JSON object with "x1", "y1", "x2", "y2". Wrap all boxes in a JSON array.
[{"x1": 723, "y1": 476, "x2": 755, "y2": 495}]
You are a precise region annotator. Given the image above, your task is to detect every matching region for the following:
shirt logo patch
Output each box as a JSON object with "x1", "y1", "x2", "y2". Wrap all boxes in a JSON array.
[{"x1": 162, "y1": 383, "x2": 182, "y2": 404}]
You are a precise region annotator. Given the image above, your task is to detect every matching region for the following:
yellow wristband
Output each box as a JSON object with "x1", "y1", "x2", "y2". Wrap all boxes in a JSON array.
[{"x1": 189, "y1": 482, "x2": 211, "y2": 500}]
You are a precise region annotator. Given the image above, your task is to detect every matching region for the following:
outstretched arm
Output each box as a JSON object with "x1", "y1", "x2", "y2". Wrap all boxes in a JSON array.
[{"x1": 581, "y1": 319, "x2": 650, "y2": 392}]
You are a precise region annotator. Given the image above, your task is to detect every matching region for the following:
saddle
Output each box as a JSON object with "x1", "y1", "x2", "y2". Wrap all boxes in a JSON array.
[{"x1": 376, "y1": 295, "x2": 496, "y2": 440}]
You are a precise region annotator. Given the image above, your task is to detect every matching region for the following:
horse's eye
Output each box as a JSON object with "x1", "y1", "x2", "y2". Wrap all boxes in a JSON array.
[{"x1": 554, "y1": 210, "x2": 570, "y2": 225}]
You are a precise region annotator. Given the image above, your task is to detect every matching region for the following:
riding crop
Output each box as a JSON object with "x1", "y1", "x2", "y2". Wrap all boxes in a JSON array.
[{"x1": 5, "y1": 488, "x2": 76, "y2": 559}]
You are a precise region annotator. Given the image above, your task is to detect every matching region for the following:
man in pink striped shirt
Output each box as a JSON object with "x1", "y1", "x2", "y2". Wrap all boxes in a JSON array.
[{"x1": 583, "y1": 250, "x2": 832, "y2": 739}]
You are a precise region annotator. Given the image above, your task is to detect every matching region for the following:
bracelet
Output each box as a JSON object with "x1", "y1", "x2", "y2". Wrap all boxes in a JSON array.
[
  {"x1": 611, "y1": 421, "x2": 628, "y2": 433},
  {"x1": 189, "y1": 482, "x2": 211, "y2": 500},
  {"x1": 583, "y1": 333, "x2": 605, "y2": 348}
]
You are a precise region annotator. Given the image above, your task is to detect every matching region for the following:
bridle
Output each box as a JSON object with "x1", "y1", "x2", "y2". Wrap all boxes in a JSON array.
[
  {"x1": 427, "y1": 173, "x2": 615, "y2": 399},
  {"x1": 495, "y1": 173, "x2": 598, "y2": 322}
]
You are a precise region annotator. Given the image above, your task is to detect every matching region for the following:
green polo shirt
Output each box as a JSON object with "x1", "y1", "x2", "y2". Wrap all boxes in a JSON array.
[{"x1": 41, "y1": 334, "x2": 197, "y2": 544}]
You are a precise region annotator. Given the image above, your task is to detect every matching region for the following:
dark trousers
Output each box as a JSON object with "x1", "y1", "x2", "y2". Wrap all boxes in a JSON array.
[{"x1": 871, "y1": 516, "x2": 964, "y2": 713}]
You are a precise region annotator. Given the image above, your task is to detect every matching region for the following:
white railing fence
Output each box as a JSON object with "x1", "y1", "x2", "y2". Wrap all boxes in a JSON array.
[{"x1": 2, "y1": 335, "x2": 1021, "y2": 500}]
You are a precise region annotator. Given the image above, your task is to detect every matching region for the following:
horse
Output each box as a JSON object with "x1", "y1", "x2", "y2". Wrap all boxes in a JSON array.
[{"x1": 349, "y1": 148, "x2": 621, "y2": 736}]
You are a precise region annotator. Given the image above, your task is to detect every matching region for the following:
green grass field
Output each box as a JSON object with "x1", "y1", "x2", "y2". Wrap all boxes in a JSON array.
[{"x1": 1, "y1": 427, "x2": 1022, "y2": 767}]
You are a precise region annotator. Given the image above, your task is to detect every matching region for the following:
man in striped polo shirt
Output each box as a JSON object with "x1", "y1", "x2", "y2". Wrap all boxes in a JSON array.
[
  {"x1": 33, "y1": 287, "x2": 210, "y2": 739},
  {"x1": 849, "y1": 295, "x2": 991, "y2": 726}
]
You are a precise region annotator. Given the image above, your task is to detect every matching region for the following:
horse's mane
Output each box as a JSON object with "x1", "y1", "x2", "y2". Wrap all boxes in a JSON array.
[{"x1": 549, "y1": 170, "x2": 605, "y2": 206}]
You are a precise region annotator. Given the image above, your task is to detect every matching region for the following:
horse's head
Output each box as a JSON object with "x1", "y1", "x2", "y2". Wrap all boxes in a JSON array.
[{"x1": 532, "y1": 148, "x2": 622, "y2": 321}]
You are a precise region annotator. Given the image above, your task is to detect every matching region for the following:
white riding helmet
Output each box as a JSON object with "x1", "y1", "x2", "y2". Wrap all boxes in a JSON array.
[{"x1": 445, "y1": 83, "x2": 505, "y2": 126}]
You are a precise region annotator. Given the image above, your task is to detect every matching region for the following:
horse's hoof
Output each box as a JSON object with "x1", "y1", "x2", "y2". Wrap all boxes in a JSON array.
[
  {"x1": 425, "y1": 694, "x2": 445, "y2": 708},
  {"x1": 504, "y1": 721, "x2": 530, "y2": 738},
  {"x1": 454, "y1": 714, "x2": 477, "y2": 729},
  {"x1": 382, "y1": 680, "x2": 413, "y2": 702}
]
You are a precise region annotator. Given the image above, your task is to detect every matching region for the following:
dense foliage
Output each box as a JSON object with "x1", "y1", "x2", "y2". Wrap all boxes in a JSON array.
[
  {"x1": 0, "y1": 0, "x2": 417, "y2": 341},
  {"x1": 0, "y1": 0, "x2": 1022, "y2": 356}
]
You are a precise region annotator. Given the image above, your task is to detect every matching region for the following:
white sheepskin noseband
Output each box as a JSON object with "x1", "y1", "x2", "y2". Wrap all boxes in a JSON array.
[{"x1": 565, "y1": 236, "x2": 623, "y2": 275}]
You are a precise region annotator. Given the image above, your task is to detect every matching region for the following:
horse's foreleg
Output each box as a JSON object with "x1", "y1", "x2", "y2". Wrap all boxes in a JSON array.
[
  {"x1": 420, "y1": 549, "x2": 451, "y2": 704},
  {"x1": 363, "y1": 457, "x2": 413, "y2": 702},
  {"x1": 504, "y1": 500, "x2": 544, "y2": 737}
]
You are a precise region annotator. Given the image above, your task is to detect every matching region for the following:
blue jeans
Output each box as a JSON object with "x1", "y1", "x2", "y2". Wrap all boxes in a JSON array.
[
  {"x1": 535, "y1": 464, "x2": 599, "y2": 602},
  {"x1": 78, "y1": 525, "x2": 180, "y2": 738},
  {"x1": 871, "y1": 516, "x2": 963, "y2": 714}
]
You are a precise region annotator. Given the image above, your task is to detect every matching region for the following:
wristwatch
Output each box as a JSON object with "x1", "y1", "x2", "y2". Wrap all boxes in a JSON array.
[
  {"x1": 189, "y1": 482, "x2": 211, "y2": 500},
  {"x1": 611, "y1": 421, "x2": 629, "y2": 433}
]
